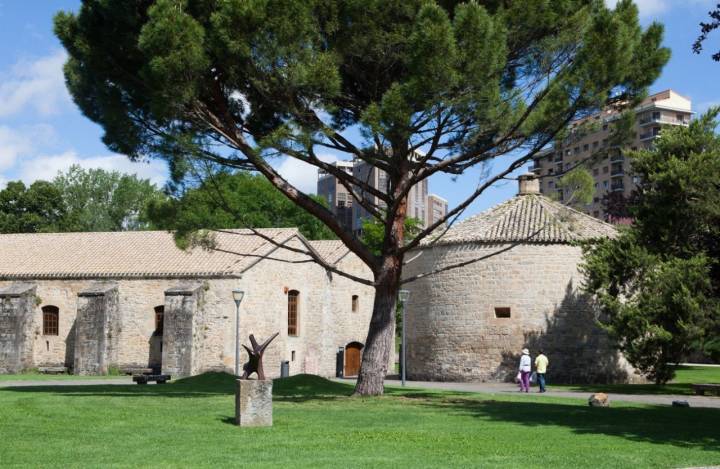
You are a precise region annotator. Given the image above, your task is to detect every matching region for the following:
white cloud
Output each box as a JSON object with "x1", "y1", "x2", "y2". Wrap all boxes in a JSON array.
[
  {"x1": 0, "y1": 124, "x2": 59, "y2": 171},
  {"x1": 0, "y1": 127, "x2": 32, "y2": 171},
  {"x1": 0, "y1": 50, "x2": 70, "y2": 118},
  {"x1": 276, "y1": 154, "x2": 340, "y2": 194},
  {"x1": 605, "y1": 0, "x2": 715, "y2": 18},
  {"x1": 17, "y1": 151, "x2": 168, "y2": 187}
]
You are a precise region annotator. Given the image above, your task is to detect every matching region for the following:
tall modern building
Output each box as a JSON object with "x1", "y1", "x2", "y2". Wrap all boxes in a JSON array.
[
  {"x1": 531, "y1": 89, "x2": 693, "y2": 220},
  {"x1": 317, "y1": 159, "x2": 447, "y2": 235}
]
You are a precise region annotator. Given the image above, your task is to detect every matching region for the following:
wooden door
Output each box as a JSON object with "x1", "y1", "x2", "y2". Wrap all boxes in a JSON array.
[{"x1": 344, "y1": 342, "x2": 363, "y2": 377}]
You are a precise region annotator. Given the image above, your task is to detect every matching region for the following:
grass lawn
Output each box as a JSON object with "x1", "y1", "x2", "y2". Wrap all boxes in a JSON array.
[
  {"x1": 1, "y1": 374, "x2": 718, "y2": 468},
  {"x1": 551, "y1": 365, "x2": 720, "y2": 395}
]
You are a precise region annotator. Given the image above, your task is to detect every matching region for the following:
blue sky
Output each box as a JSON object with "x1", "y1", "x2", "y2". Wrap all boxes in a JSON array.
[{"x1": 0, "y1": 0, "x2": 718, "y2": 218}]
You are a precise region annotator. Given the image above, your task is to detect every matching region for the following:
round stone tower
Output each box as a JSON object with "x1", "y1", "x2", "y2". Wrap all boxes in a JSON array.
[{"x1": 402, "y1": 174, "x2": 638, "y2": 384}]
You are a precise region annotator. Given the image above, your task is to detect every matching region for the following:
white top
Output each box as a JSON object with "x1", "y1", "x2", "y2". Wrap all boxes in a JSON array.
[{"x1": 519, "y1": 354, "x2": 532, "y2": 372}]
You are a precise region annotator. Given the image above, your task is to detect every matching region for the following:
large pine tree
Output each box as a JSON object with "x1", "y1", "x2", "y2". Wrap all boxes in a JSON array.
[{"x1": 55, "y1": 0, "x2": 668, "y2": 395}]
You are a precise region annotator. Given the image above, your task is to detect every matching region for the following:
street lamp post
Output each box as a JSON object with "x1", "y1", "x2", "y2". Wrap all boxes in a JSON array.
[
  {"x1": 398, "y1": 290, "x2": 410, "y2": 387},
  {"x1": 232, "y1": 289, "x2": 245, "y2": 377}
]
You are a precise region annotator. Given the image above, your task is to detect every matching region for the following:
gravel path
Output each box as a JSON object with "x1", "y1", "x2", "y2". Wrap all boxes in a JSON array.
[
  {"x1": 0, "y1": 377, "x2": 136, "y2": 387},
  {"x1": 337, "y1": 378, "x2": 720, "y2": 409}
]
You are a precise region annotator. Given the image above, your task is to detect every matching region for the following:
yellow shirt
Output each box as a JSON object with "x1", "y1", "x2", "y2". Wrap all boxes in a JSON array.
[{"x1": 535, "y1": 354, "x2": 549, "y2": 373}]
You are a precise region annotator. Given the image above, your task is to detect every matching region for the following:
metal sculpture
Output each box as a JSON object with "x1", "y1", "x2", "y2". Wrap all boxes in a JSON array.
[{"x1": 241, "y1": 332, "x2": 279, "y2": 380}]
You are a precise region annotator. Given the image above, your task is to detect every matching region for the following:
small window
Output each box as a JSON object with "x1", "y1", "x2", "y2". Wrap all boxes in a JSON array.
[
  {"x1": 494, "y1": 307, "x2": 511, "y2": 319},
  {"x1": 288, "y1": 290, "x2": 299, "y2": 336},
  {"x1": 291, "y1": 350, "x2": 296, "y2": 361},
  {"x1": 351, "y1": 295, "x2": 359, "y2": 313},
  {"x1": 154, "y1": 305, "x2": 164, "y2": 335},
  {"x1": 42, "y1": 306, "x2": 59, "y2": 336}
]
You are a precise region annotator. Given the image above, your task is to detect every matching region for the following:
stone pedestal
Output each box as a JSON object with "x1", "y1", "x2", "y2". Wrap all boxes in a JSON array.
[{"x1": 235, "y1": 379, "x2": 273, "y2": 427}]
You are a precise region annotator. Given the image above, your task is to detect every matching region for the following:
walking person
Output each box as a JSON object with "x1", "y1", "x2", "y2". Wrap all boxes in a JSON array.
[
  {"x1": 535, "y1": 350, "x2": 549, "y2": 393},
  {"x1": 518, "y1": 348, "x2": 531, "y2": 393}
]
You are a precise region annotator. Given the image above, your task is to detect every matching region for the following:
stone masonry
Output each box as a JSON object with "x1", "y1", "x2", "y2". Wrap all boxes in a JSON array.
[
  {"x1": 74, "y1": 283, "x2": 120, "y2": 375},
  {"x1": 161, "y1": 284, "x2": 206, "y2": 377},
  {"x1": 402, "y1": 175, "x2": 640, "y2": 384},
  {"x1": 0, "y1": 229, "x2": 378, "y2": 378},
  {"x1": 0, "y1": 284, "x2": 37, "y2": 373}
]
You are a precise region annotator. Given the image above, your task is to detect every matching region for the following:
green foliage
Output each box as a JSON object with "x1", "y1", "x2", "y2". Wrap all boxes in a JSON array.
[
  {"x1": 53, "y1": 165, "x2": 164, "y2": 232},
  {"x1": 360, "y1": 215, "x2": 422, "y2": 255},
  {"x1": 583, "y1": 109, "x2": 720, "y2": 383},
  {"x1": 0, "y1": 180, "x2": 66, "y2": 233},
  {"x1": 556, "y1": 167, "x2": 594, "y2": 208},
  {"x1": 54, "y1": 0, "x2": 669, "y2": 221},
  {"x1": 694, "y1": 5, "x2": 720, "y2": 61},
  {"x1": 0, "y1": 166, "x2": 163, "y2": 234},
  {"x1": 147, "y1": 171, "x2": 336, "y2": 242}
]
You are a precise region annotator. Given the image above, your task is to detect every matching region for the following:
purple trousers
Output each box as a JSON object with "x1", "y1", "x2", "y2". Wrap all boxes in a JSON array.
[{"x1": 520, "y1": 371, "x2": 531, "y2": 392}]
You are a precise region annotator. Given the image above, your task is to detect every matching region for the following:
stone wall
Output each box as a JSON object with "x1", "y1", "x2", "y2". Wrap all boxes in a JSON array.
[
  {"x1": 402, "y1": 242, "x2": 639, "y2": 384},
  {"x1": 0, "y1": 284, "x2": 36, "y2": 373},
  {"x1": 74, "y1": 284, "x2": 120, "y2": 375},
  {"x1": 0, "y1": 239, "x2": 377, "y2": 378}
]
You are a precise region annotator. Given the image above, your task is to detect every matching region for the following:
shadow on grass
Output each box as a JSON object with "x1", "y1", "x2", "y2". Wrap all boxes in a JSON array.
[
  {"x1": 0, "y1": 373, "x2": 355, "y2": 401},
  {"x1": 407, "y1": 394, "x2": 720, "y2": 451}
]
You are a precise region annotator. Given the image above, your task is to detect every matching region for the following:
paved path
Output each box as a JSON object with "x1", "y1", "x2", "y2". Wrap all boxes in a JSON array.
[
  {"x1": 0, "y1": 377, "x2": 135, "y2": 388},
  {"x1": 337, "y1": 378, "x2": 720, "y2": 409}
]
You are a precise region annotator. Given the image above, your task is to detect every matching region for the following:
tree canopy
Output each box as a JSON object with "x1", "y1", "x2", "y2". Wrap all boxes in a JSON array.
[
  {"x1": 694, "y1": 3, "x2": 720, "y2": 61},
  {"x1": 55, "y1": 0, "x2": 669, "y2": 395},
  {"x1": 147, "y1": 171, "x2": 336, "y2": 242},
  {"x1": 582, "y1": 110, "x2": 720, "y2": 383},
  {"x1": 555, "y1": 167, "x2": 594, "y2": 209},
  {"x1": 0, "y1": 180, "x2": 66, "y2": 233},
  {"x1": 0, "y1": 166, "x2": 163, "y2": 233}
]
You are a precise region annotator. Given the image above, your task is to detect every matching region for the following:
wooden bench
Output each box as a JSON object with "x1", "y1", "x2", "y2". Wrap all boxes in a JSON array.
[
  {"x1": 132, "y1": 374, "x2": 171, "y2": 385},
  {"x1": 692, "y1": 383, "x2": 720, "y2": 396},
  {"x1": 38, "y1": 366, "x2": 68, "y2": 374}
]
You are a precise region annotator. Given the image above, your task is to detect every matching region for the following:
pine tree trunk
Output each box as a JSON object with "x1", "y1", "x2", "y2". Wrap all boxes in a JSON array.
[{"x1": 353, "y1": 259, "x2": 400, "y2": 396}]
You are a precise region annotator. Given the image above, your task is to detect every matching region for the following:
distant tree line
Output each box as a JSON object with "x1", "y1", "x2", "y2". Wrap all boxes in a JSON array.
[{"x1": 0, "y1": 166, "x2": 334, "y2": 240}]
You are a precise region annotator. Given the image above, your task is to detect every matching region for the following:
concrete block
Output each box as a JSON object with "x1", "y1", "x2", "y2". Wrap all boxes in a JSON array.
[{"x1": 235, "y1": 379, "x2": 273, "y2": 427}]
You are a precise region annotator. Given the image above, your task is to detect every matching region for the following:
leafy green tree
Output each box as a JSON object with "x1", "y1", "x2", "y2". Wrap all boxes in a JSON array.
[
  {"x1": 0, "y1": 181, "x2": 66, "y2": 233},
  {"x1": 55, "y1": 0, "x2": 668, "y2": 395},
  {"x1": 556, "y1": 167, "x2": 594, "y2": 209},
  {"x1": 583, "y1": 110, "x2": 720, "y2": 383},
  {"x1": 361, "y1": 215, "x2": 422, "y2": 256},
  {"x1": 147, "y1": 171, "x2": 335, "y2": 241},
  {"x1": 694, "y1": 3, "x2": 720, "y2": 61},
  {"x1": 53, "y1": 165, "x2": 163, "y2": 232}
]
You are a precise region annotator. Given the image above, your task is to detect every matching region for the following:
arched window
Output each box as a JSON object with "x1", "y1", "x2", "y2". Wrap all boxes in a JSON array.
[
  {"x1": 287, "y1": 290, "x2": 299, "y2": 336},
  {"x1": 154, "y1": 305, "x2": 164, "y2": 335},
  {"x1": 42, "y1": 306, "x2": 59, "y2": 336},
  {"x1": 351, "y1": 295, "x2": 359, "y2": 313}
]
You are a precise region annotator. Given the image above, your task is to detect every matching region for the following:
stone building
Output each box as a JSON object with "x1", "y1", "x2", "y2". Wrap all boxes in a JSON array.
[
  {"x1": 0, "y1": 228, "x2": 376, "y2": 378},
  {"x1": 402, "y1": 174, "x2": 640, "y2": 384}
]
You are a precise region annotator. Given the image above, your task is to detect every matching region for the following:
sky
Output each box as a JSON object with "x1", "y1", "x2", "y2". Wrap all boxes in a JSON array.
[{"x1": 0, "y1": 0, "x2": 718, "y2": 218}]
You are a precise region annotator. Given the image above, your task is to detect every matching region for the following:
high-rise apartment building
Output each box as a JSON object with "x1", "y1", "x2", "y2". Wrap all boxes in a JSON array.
[
  {"x1": 317, "y1": 159, "x2": 447, "y2": 235},
  {"x1": 531, "y1": 89, "x2": 693, "y2": 220}
]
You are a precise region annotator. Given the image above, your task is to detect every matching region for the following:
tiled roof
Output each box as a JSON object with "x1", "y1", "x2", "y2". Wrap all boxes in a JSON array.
[
  {"x1": 308, "y1": 240, "x2": 350, "y2": 265},
  {"x1": 425, "y1": 194, "x2": 617, "y2": 246},
  {"x1": 0, "y1": 228, "x2": 320, "y2": 280}
]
